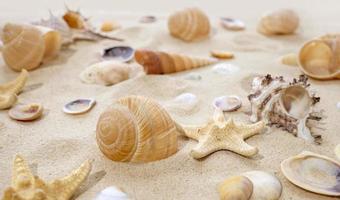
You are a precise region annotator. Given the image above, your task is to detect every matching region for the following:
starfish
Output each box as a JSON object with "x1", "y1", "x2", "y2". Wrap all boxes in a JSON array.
[
  {"x1": 183, "y1": 109, "x2": 265, "y2": 159},
  {"x1": 2, "y1": 155, "x2": 92, "y2": 200}
]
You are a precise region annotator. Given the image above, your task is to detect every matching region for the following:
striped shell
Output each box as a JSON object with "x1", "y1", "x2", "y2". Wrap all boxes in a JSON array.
[
  {"x1": 168, "y1": 7, "x2": 210, "y2": 42},
  {"x1": 96, "y1": 96, "x2": 178, "y2": 163},
  {"x1": 134, "y1": 49, "x2": 216, "y2": 74}
]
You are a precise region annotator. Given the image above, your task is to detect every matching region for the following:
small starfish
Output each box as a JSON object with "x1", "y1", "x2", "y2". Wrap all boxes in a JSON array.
[
  {"x1": 2, "y1": 155, "x2": 92, "y2": 200},
  {"x1": 183, "y1": 109, "x2": 265, "y2": 159}
]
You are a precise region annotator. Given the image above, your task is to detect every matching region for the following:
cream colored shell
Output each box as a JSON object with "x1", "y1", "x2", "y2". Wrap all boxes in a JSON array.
[
  {"x1": 168, "y1": 7, "x2": 210, "y2": 42},
  {"x1": 96, "y1": 96, "x2": 178, "y2": 163},
  {"x1": 8, "y1": 103, "x2": 43, "y2": 121},
  {"x1": 218, "y1": 175, "x2": 253, "y2": 200}
]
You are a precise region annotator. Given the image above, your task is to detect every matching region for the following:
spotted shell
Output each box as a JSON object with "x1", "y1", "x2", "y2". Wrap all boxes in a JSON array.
[{"x1": 96, "y1": 96, "x2": 178, "y2": 163}]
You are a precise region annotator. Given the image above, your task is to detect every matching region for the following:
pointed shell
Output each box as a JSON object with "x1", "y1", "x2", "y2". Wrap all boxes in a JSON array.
[
  {"x1": 8, "y1": 103, "x2": 43, "y2": 121},
  {"x1": 96, "y1": 96, "x2": 178, "y2": 163},
  {"x1": 63, "y1": 98, "x2": 96, "y2": 115},
  {"x1": 258, "y1": 9, "x2": 299, "y2": 35},
  {"x1": 95, "y1": 186, "x2": 129, "y2": 200},
  {"x1": 213, "y1": 95, "x2": 242, "y2": 112},
  {"x1": 218, "y1": 175, "x2": 253, "y2": 200},
  {"x1": 168, "y1": 7, "x2": 210, "y2": 42},
  {"x1": 281, "y1": 151, "x2": 340, "y2": 196},
  {"x1": 134, "y1": 49, "x2": 216, "y2": 74}
]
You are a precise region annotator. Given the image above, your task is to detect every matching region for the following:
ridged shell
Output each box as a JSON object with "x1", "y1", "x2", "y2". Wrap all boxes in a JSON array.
[
  {"x1": 96, "y1": 96, "x2": 178, "y2": 163},
  {"x1": 168, "y1": 7, "x2": 210, "y2": 42},
  {"x1": 258, "y1": 9, "x2": 299, "y2": 35},
  {"x1": 218, "y1": 175, "x2": 253, "y2": 200},
  {"x1": 134, "y1": 49, "x2": 216, "y2": 74}
]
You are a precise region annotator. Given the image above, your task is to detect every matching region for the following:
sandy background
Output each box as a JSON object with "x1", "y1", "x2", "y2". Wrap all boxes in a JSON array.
[{"x1": 0, "y1": 0, "x2": 340, "y2": 199}]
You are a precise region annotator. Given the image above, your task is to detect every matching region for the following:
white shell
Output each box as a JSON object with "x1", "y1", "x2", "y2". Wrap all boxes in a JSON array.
[
  {"x1": 63, "y1": 98, "x2": 96, "y2": 115},
  {"x1": 101, "y1": 46, "x2": 134, "y2": 63},
  {"x1": 220, "y1": 17, "x2": 245, "y2": 31},
  {"x1": 95, "y1": 186, "x2": 129, "y2": 200},
  {"x1": 242, "y1": 170, "x2": 282, "y2": 200},
  {"x1": 213, "y1": 95, "x2": 242, "y2": 112},
  {"x1": 212, "y1": 63, "x2": 240, "y2": 75}
]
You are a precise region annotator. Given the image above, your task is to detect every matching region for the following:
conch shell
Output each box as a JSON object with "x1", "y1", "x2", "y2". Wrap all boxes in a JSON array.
[
  {"x1": 134, "y1": 49, "x2": 216, "y2": 74},
  {"x1": 168, "y1": 7, "x2": 210, "y2": 42},
  {"x1": 1, "y1": 23, "x2": 61, "y2": 71},
  {"x1": 298, "y1": 34, "x2": 340, "y2": 80},
  {"x1": 96, "y1": 96, "x2": 179, "y2": 163},
  {"x1": 258, "y1": 9, "x2": 299, "y2": 35}
]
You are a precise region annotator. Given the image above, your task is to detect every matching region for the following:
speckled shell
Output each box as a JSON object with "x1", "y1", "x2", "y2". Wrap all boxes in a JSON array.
[
  {"x1": 134, "y1": 49, "x2": 216, "y2": 74},
  {"x1": 218, "y1": 175, "x2": 253, "y2": 200},
  {"x1": 96, "y1": 96, "x2": 178, "y2": 163},
  {"x1": 168, "y1": 7, "x2": 210, "y2": 42}
]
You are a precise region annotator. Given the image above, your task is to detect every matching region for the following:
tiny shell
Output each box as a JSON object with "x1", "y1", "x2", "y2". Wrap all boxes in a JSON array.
[
  {"x1": 101, "y1": 21, "x2": 121, "y2": 32},
  {"x1": 139, "y1": 15, "x2": 157, "y2": 23},
  {"x1": 63, "y1": 98, "x2": 96, "y2": 115},
  {"x1": 102, "y1": 46, "x2": 134, "y2": 62},
  {"x1": 210, "y1": 50, "x2": 234, "y2": 59},
  {"x1": 220, "y1": 17, "x2": 245, "y2": 31},
  {"x1": 8, "y1": 103, "x2": 43, "y2": 121},
  {"x1": 335, "y1": 144, "x2": 340, "y2": 160},
  {"x1": 95, "y1": 186, "x2": 129, "y2": 200},
  {"x1": 212, "y1": 63, "x2": 240, "y2": 75},
  {"x1": 281, "y1": 53, "x2": 298, "y2": 66},
  {"x1": 213, "y1": 95, "x2": 242, "y2": 112}
]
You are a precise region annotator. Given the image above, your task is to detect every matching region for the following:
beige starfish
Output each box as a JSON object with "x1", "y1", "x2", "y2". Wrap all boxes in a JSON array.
[
  {"x1": 2, "y1": 155, "x2": 92, "y2": 200},
  {"x1": 0, "y1": 70, "x2": 28, "y2": 110},
  {"x1": 183, "y1": 109, "x2": 265, "y2": 159}
]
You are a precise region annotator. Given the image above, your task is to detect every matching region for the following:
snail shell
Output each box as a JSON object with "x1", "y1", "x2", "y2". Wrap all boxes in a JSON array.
[
  {"x1": 96, "y1": 96, "x2": 178, "y2": 163},
  {"x1": 1, "y1": 23, "x2": 61, "y2": 71},
  {"x1": 168, "y1": 7, "x2": 210, "y2": 42}
]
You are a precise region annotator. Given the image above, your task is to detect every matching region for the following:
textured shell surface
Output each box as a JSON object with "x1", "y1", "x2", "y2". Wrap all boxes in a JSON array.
[
  {"x1": 218, "y1": 175, "x2": 253, "y2": 200},
  {"x1": 95, "y1": 186, "x2": 129, "y2": 200},
  {"x1": 8, "y1": 103, "x2": 43, "y2": 121},
  {"x1": 102, "y1": 46, "x2": 134, "y2": 62},
  {"x1": 168, "y1": 7, "x2": 210, "y2": 42},
  {"x1": 63, "y1": 98, "x2": 96, "y2": 114},
  {"x1": 242, "y1": 170, "x2": 282, "y2": 200},
  {"x1": 281, "y1": 151, "x2": 340, "y2": 196},
  {"x1": 96, "y1": 95, "x2": 178, "y2": 163},
  {"x1": 258, "y1": 9, "x2": 299, "y2": 35},
  {"x1": 213, "y1": 95, "x2": 242, "y2": 112},
  {"x1": 220, "y1": 17, "x2": 245, "y2": 31}
]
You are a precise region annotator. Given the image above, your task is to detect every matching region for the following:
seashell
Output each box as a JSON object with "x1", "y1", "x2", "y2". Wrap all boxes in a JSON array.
[
  {"x1": 281, "y1": 151, "x2": 340, "y2": 196},
  {"x1": 102, "y1": 46, "x2": 134, "y2": 62},
  {"x1": 218, "y1": 175, "x2": 253, "y2": 200},
  {"x1": 168, "y1": 7, "x2": 210, "y2": 42},
  {"x1": 164, "y1": 93, "x2": 199, "y2": 115},
  {"x1": 258, "y1": 9, "x2": 299, "y2": 35},
  {"x1": 96, "y1": 96, "x2": 179, "y2": 163},
  {"x1": 134, "y1": 49, "x2": 216, "y2": 74},
  {"x1": 242, "y1": 170, "x2": 282, "y2": 200},
  {"x1": 335, "y1": 144, "x2": 340, "y2": 160},
  {"x1": 139, "y1": 15, "x2": 157, "y2": 23},
  {"x1": 281, "y1": 53, "x2": 298, "y2": 66},
  {"x1": 213, "y1": 95, "x2": 242, "y2": 112},
  {"x1": 212, "y1": 63, "x2": 240, "y2": 75},
  {"x1": 220, "y1": 17, "x2": 245, "y2": 31},
  {"x1": 1, "y1": 23, "x2": 61, "y2": 71},
  {"x1": 248, "y1": 74, "x2": 321, "y2": 143},
  {"x1": 8, "y1": 103, "x2": 43, "y2": 121},
  {"x1": 63, "y1": 98, "x2": 96, "y2": 115},
  {"x1": 0, "y1": 70, "x2": 29, "y2": 110},
  {"x1": 101, "y1": 21, "x2": 121, "y2": 32},
  {"x1": 95, "y1": 186, "x2": 129, "y2": 200},
  {"x1": 298, "y1": 34, "x2": 340, "y2": 80},
  {"x1": 210, "y1": 50, "x2": 234, "y2": 59},
  {"x1": 63, "y1": 9, "x2": 86, "y2": 29},
  {"x1": 79, "y1": 61, "x2": 144, "y2": 86}
]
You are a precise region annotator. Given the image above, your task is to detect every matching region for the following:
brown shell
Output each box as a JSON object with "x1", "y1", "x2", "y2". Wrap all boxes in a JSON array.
[
  {"x1": 168, "y1": 7, "x2": 210, "y2": 42},
  {"x1": 134, "y1": 49, "x2": 216, "y2": 74},
  {"x1": 96, "y1": 96, "x2": 178, "y2": 163}
]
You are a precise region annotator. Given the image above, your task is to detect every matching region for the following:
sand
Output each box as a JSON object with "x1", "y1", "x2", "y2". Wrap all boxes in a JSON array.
[{"x1": 0, "y1": 0, "x2": 340, "y2": 199}]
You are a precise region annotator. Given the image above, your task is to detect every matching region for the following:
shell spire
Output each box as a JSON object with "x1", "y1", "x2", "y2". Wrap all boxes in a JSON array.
[{"x1": 134, "y1": 49, "x2": 216, "y2": 74}]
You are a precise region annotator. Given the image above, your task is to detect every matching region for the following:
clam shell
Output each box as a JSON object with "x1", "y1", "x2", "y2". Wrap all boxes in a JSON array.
[
  {"x1": 139, "y1": 15, "x2": 157, "y2": 23},
  {"x1": 63, "y1": 98, "x2": 96, "y2": 115},
  {"x1": 95, "y1": 186, "x2": 129, "y2": 200},
  {"x1": 281, "y1": 151, "x2": 340, "y2": 196},
  {"x1": 220, "y1": 17, "x2": 245, "y2": 31},
  {"x1": 8, "y1": 103, "x2": 43, "y2": 121},
  {"x1": 102, "y1": 46, "x2": 134, "y2": 63},
  {"x1": 213, "y1": 95, "x2": 242, "y2": 112},
  {"x1": 218, "y1": 175, "x2": 253, "y2": 200}
]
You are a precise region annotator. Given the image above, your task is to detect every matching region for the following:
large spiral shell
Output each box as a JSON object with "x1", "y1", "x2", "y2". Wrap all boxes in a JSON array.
[
  {"x1": 168, "y1": 7, "x2": 210, "y2": 42},
  {"x1": 96, "y1": 96, "x2": 178, "y2": 163}
]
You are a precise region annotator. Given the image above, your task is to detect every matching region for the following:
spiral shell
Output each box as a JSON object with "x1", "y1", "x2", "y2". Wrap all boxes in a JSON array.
[
  {"x1": 134, "y1": 49, "x2": 216, "y2": 74},
  {"x1": 96, "y1": 96, "x2": 178, "y2": 163},
  {"x1": 168, "y1": 7, "x2": 210, "y2": 42}
]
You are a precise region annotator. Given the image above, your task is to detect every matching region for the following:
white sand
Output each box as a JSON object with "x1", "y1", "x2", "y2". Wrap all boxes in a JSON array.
[{"x1": 0, "y1": 0, "x2": 340, "y2": 199}]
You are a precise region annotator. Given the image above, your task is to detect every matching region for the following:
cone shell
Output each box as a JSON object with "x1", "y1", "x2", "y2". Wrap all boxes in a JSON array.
[
  {"x1": 96, "y1": 96, "x2": 178, "y2": 163},
  {"x1": 218, "y1": 175, "x2": 253, "y2": 200},
  {"x1": 168, "y1": 7, "x2": 210, "y2": 42},
  {"x1": 134, "y1": 49, "x2": 216, "y2": 74}
]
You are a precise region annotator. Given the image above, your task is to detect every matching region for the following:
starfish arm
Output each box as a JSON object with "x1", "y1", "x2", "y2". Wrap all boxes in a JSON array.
[
  {"x1": 213, "y1": 108, "x2": 226, "y2": 124},
  {"x1": 0, "y1": 70, "x2": 28, "y2": 94},
  {"x1": 182, "y1": 123, "x2": 210, "y2": 141},
  {"x1": 12, "y1": 155, "x2": 35, "y2": 188},
  {"x1": 238, "y1": 121, "x2": 265, "y2": 139},
  {"x1": 223, "y1": 135, "x2": 258, "y2": 157},
  {"x1": 190, "y1": 135, "x2": 222, "y2": 159}
]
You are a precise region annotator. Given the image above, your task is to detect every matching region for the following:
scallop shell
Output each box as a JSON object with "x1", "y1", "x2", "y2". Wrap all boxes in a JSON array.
[
  {"x1": 134, "y1": 49, "x2": 216, "y2": 74},
  {"x1": 220, "y1": 17, "x2": 245, "y2": 31},
  {"x1": 96, "y1": 96, "x2": 178, "y2": 163},
  {"x1": 213, "y1": 95, "x2": 242, "y2": 112},
  {"x1": 8, "y1": 103, "x2": 43, "y2": 121},
  {"x1": 298, "y1": 34, "x2": 340, "y2": 80},
  {"x1": 168, "y1": 7, "x2": 210, "y2": 42},
  {"x1": 95, "y1": 186, "x2": 129, "y2": 200},
  {"x1": 63, "y1": 98, "x2": 96, "y2": 115},
  {"x1": 258, "y1": 9, "x2": 299, "y2": 35},
  {"x1": 218, "y1": 175, "x2": 253, "y2": 200},
  {"x1": 102, "y1": 46, "x2": 134, "y2": 62},
  {"x1": 281, "y1": 151, "x2": 340, "y2": 196}
]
